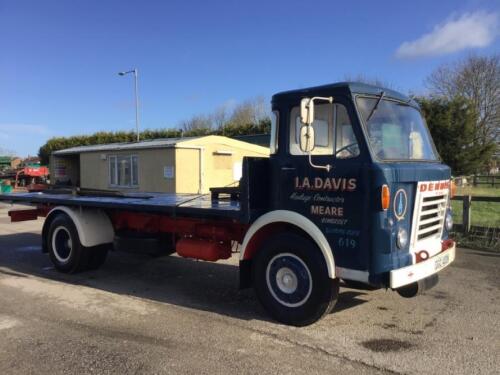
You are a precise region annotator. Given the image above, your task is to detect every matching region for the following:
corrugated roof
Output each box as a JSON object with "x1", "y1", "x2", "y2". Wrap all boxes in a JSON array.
[{"x1": 53, "y1": 136, "x2": 203, "y2": 155}]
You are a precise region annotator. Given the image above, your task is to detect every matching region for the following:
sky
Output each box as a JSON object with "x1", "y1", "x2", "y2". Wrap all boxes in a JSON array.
[{"x1": 0, "y1": 0, "x2": 499, "y2": 157}]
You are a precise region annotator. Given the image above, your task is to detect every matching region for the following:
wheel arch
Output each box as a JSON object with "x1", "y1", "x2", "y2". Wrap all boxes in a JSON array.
[
  {"x1": 42, "y1": 206, "x2": 115, "y2": 249},
  {"x1": 240, "y1": 210, "x2": 336, "y2": 279}
]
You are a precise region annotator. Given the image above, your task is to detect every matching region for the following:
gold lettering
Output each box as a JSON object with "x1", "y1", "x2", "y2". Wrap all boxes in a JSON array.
[
  {"x1": 331, "y1": 178, "x2": 341, "y2": 190},
  {"x1": 347, "y1": 178, "x2": 357, "y2": 191},
  {"x1": 310, "y1": 205, "x2": 344, "y2": 217},
  {"x1": 323, "y1": 178, "x2": 332, "y2": 190},
  {"x1": 314, "y1": 177, "x2": 323, "y2": 189}
]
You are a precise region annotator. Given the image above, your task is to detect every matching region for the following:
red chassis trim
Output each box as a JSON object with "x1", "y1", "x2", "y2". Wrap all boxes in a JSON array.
[
  {"x1": 109, "y1": 211, "x2": 248, "y2": 243},
  {"x1": 8, "y1": 206, "x2": 50, "y2": 222},
  {"x1": 8, "y1": 207, "x2": 248, "y2": 261}
]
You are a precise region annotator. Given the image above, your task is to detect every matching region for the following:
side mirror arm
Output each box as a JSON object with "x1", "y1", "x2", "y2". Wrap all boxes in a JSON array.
[
  {"x1": 301, "y1": 96, "x2": 333, "y2": 173},
  {"x1": 308, "y1": 153, "x2": 332, "y2": 172}
]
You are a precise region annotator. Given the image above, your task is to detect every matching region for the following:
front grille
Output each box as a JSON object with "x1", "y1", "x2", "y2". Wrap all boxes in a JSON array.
[{"x1": 416, "y1": 194, "x2": 446, "y2": 241}]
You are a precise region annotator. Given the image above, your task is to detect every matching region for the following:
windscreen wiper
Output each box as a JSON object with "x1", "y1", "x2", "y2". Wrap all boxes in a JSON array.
[{"x1": 366, "y1": 91, "x2": 385, "y2": 122}]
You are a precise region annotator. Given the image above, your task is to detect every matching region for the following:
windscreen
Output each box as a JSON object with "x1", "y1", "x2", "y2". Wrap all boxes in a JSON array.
[{"x1": 357, "y1": 97, "x2": 439, "y2": 161}]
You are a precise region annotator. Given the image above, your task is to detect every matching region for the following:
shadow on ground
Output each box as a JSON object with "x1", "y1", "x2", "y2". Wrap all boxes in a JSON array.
[{"x1": 0, "y1": 231, "x2": 369, "y2": 323}]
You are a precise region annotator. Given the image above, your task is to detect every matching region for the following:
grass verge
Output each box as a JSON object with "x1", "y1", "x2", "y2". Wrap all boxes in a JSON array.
[{"x1": 451, "y1": 186, "x2": 500, "y2": 251}]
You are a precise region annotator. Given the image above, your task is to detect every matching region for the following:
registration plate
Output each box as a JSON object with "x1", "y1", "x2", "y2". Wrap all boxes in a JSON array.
[{"x1": 434, "y1": 253, "x2": 450, "y2": 271}]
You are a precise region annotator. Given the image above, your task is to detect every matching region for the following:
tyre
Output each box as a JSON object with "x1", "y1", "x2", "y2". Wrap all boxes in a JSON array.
[
  {"x1": 86, "y1": 246, "x2": 109, "y2": 270},
  {"x1": 252, "y1": 232, "x2": 339, "y2": 326},
  {"x1": 47, "y1": 214, "x2": 89, "y2": 273},
  {"x1": 396, "y1": 274, "x2": 439, "y2": 298}
]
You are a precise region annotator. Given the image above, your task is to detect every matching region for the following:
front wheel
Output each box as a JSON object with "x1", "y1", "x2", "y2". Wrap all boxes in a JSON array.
[{"x1": 252, "y1": 232, "x2": 339, "y2": 326}]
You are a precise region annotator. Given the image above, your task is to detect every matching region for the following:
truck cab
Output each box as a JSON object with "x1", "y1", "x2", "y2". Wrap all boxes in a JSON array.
[{"x1": 242, "y1": 82, "x2": 455, "y2": 312}]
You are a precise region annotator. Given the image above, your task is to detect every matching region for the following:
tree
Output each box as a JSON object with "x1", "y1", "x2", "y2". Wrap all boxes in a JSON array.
[
  {"x1": 38, "y1": 129, "x2": 180, "y2": 164},
  {"x1": 225, "y1": 97, "x2": 266, "y2": 127},
  {"x1": 212, "y1": 104, "x2": 230, "y2": 135},
  {"x1": 426, "y1": 54, "x2": 500, "y2": 146},
  {"x1": 417, "y1": 96, "x2": 496, "y2": 175},
  {"x1": 179, "y1": 114, "x2": 213, "y2": 133},
  {"x1": 38, "y1": 96, "x2": 272, "y2": 164}
]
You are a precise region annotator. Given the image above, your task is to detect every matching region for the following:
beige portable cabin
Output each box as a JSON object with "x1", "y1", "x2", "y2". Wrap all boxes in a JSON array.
[{"x1": 50, "y1": 136, "x2": 269, "y2": 194}]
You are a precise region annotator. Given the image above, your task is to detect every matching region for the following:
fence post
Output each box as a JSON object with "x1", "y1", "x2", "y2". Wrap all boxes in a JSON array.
[
  {"x1": 473, "y1": 175, "x2": 477, "y2": 186},
  {"x1": 462, "y1": 195, "x2": 472, "y2": 234}
]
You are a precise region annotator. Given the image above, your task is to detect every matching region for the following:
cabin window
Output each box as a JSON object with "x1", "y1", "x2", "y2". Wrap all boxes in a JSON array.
[
  {"x1": 109, "y1": 155, "x2": 139, "y2": 187},
  {"x1": 334, "y1": 104, "x2": 360, "y2": 159},
  {"x1": 289, "y1": 103, "x2": 333, "y2": 155},
  {"x1": 357, "y1": 97, "x2": 438, "y2": 161},
  {"x1": 270, "y1": 110, "x2": 279, "y2": 154},
  {"x1": 289, "y1": 103, "x2": 359, "y2": 158}
]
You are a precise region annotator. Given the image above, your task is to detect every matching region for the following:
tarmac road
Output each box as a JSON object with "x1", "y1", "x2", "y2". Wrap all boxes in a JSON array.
[{"x1": 0, "y1": 204, "x2": 499, "y2": 374}]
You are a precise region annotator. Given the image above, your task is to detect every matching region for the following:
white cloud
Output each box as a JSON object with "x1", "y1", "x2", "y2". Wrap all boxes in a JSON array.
[{"x1": 396, "y1": 11, "x2": 499, "y2": 59}]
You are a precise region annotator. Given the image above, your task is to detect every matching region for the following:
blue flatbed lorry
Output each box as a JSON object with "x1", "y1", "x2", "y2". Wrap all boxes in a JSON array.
[{"x1": 0, "y1": 82, "x2": 456, "y2": 326}]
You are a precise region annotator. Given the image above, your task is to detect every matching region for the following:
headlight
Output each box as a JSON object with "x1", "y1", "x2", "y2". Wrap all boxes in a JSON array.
[
  {"x1": 397, "y1": 227, "x2": 408, "y2": 249},
  {"x1": 445, "y1": 211, "x2": 453, "y2": 231}
]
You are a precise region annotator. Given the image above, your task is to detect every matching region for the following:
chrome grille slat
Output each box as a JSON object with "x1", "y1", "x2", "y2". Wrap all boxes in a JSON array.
[
  {"x1": 418, "y1": 223, "x2": 443, "y2": 235},
  {"x1": 415, "y1": 193, "x2": 446, "y2": 241},
  {"x1": 421, "y1": 199, "x2": 446, "y2": 207},
  {"x1": 420, "y1": 208, "x2": 440, "y2": 215},
  {"x1": 419, "y1": 217, "x2": 441, "y2": 226}
]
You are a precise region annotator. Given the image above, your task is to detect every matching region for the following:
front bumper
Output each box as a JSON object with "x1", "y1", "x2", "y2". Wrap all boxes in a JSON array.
[{"x1": 390, "y1": 241, "x2": 456, "y2": 289}]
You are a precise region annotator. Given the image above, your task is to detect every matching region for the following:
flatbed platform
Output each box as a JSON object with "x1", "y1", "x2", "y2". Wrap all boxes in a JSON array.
[{"x1": 0, "y1": 191, "x2": 241, "y2": 220}]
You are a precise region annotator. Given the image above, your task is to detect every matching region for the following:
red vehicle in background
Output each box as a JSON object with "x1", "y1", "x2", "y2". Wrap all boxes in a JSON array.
[{"x1": 15, "y1": 166, "x2": 50, "y2": 192}]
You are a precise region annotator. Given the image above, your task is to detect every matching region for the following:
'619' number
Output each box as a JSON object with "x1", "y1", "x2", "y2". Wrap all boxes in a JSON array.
[{"x1": 338, "y1": 237, "x2": 357, "y2": 249}]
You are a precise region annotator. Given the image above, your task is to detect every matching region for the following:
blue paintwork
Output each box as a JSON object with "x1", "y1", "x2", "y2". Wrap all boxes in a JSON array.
[{"x1": 271, "y1": 82, "x2": 452, "y2": 287}]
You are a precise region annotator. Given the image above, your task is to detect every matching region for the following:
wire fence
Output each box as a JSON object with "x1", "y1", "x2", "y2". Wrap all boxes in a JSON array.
[{"x1": 451, "y1": 194, "x2": 500, "y2": 251}]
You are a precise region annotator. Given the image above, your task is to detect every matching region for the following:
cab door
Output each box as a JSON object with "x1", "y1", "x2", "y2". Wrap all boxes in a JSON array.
[{"x1": 277, "y1": 97, "x2": 371, "y2": 274}]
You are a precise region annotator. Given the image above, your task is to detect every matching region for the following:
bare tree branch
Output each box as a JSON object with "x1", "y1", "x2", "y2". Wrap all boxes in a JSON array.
[{"x1": 425, "y1": 54, "x2": 500, "y2": 145}]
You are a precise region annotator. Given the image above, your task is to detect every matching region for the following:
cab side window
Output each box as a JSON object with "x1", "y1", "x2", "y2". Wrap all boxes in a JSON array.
[
  {"x1": 289, "y1": 102, "x2": 359, "y2": 158},
  {"x1": 335, "y1": 104, "x2": 360, "y2": 159},
  {"x1": 270, "y1": 110, "x2": 279, "y2": 154},
  {"x1": 289, "y1": 103, "x2": 333, "y2": 155}
]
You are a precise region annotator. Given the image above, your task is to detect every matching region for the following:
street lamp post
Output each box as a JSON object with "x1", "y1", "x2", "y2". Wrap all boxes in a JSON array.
[{"x1": 118, "y1": 68, "x2": 140, "y2": 142}]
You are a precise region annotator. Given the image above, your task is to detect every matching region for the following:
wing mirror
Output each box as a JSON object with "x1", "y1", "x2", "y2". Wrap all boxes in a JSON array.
[
  {"x1": 299, "y1": 125, "x2": 315, "y2": 152},
  {"x1": 299, "y1": 96, "x2": 334, "y2": 172},
  {"x1": 300, "y1": 98, "x2": 314, "y2": 125}
]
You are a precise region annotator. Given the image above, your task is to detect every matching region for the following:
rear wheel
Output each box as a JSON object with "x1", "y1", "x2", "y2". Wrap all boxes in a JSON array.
[
  {"x1": 47, "y1": 214, "x2": 89, "y2": 273},
  {"x1": 87, "y1": 246, "x2": 109, "y2": 270},
  {"x1": 252, "y1": 232, "x2": 339, "y2": 326}
]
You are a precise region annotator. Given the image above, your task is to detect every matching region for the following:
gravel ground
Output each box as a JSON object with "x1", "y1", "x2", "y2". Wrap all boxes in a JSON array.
[{"x1": 0, "y1": 203, "x2": 499, "y2": 374}]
